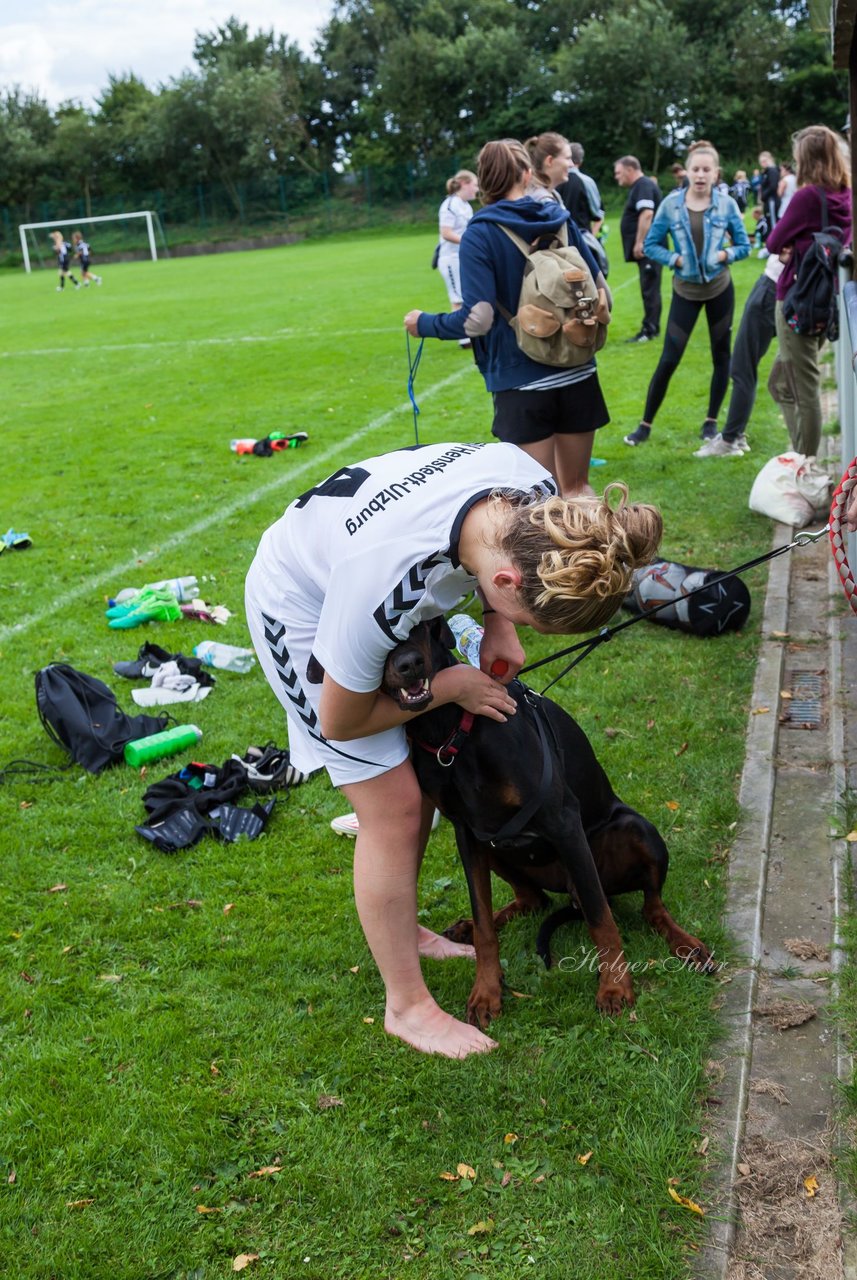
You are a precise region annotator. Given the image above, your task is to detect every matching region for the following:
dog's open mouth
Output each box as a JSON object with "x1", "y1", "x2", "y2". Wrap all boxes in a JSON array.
[{"x1": 392, "y1": 678, "x2": 433, "y2": 712}]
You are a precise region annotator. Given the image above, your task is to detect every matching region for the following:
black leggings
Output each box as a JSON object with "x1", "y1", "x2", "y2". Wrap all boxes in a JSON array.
[{"x1": 642, "y1": 280, "x2": 735, "y2": 425}]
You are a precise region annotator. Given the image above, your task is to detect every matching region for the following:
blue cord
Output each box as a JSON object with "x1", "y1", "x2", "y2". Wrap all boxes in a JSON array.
[{"x1": 406, "y1": 333, "x2": 425, "y2": 445}]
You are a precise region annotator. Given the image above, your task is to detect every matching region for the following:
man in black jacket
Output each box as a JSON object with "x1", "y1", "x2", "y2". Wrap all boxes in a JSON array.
[{"x1": 614, "y1": 155, "x2": 662, "y2": 343}]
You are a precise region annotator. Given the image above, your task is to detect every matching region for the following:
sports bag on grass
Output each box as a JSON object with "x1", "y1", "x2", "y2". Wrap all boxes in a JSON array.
[
  {"x1": 35, "y1": 663, "x2": 168, "y2": 774},
  {"x1": 622, "y1": 560, "x2": 751, "y2": 637},
  {"x1": 748, "y1": 452, "x2": 831, "y2": 528},
  {"x1": 496, "y1": 223, "x2": 611, "y2": 367},
  {"x1": 782, "y1": 187, "x2": 845, "y2": 341}
]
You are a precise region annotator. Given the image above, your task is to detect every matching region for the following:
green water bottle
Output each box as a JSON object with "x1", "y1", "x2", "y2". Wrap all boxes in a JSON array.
[{"x1": 123, "y1": 724, "x2": 202, "y2": 767}]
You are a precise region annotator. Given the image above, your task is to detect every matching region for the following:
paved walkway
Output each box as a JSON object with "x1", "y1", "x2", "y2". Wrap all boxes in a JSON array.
[{"x1": 698, "y1": 449, "x2": 856, "y2": 1279}]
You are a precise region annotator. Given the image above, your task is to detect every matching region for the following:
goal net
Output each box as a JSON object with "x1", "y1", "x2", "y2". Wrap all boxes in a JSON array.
[{"x1": 19, "y1": 210, "x2": 168, "y2": 273}]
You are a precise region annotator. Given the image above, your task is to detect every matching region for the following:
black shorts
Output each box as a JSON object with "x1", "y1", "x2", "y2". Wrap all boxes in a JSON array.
[{"x1": 491, "y1": 372, "x2": 610, "y2": 445}]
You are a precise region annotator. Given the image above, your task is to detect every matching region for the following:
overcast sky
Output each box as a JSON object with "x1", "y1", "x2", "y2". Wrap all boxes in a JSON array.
[{"x1": 0, "y1": 0, "x2": 335, "y2": 110}]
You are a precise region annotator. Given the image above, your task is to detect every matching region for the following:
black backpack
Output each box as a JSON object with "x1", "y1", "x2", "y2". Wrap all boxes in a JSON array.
[
  {"x1": 35, "y1": 663, "x2": 168, "y2": 774},
  {"x1": 782, "y1": 187, "x2": 846, "y2": 342}
]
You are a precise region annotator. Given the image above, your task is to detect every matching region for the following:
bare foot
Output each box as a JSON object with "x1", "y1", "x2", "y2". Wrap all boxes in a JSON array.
[
  {"x1": 418, "y1": 926, "x2": 475, "y2": 960},
  {"x1": 385, "y1": 995, "x2": 498, "y2": 1058}
]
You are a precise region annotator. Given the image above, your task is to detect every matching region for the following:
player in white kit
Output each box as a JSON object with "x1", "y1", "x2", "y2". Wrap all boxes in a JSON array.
[{"x1": 246, "y1": 441, "x2": 662, "y2": 1058}]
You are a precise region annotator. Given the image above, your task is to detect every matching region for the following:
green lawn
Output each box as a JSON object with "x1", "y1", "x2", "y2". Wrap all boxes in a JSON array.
[{"x1": 0, "y1": 233, "x2": 796, "y2": 1279}]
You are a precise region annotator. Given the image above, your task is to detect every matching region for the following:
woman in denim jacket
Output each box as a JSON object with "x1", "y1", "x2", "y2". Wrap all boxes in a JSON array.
[{"x1": 624, "y1": 140, "x2": 750, "y2": 448}]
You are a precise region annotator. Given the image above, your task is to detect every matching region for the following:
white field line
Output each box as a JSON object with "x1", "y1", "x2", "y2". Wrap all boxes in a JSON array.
[
  {"x1": 0, "y1": 365, "x2": 475, "y2": 644},
  {"x1": 1, "y1": 329, "x2": 397, "y2": 359}
]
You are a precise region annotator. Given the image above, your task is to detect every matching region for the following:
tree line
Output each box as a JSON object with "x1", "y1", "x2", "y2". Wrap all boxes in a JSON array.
[{"x1": 0, "y1": 0, "x2": 845, "y2": 218}]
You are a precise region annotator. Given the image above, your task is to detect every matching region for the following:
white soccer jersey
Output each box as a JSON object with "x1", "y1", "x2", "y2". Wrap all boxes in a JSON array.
[
  {"x1": 437, "y1": 195, "x2": 473, "y2": 259},
  {"x1": 75, "y1": 239, "x2": 91, "y2": 258},
  {"x1": 249, "y1": 442, "x2": 556, "y2": 694}
]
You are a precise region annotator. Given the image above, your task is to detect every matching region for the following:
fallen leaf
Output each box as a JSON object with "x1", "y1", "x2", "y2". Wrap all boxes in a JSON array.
[
  {"x1": 362, "y1": 1016, "x2": 374, "y2": 1025},
  {"x1": 62, "y1": 946, "x2": 72, "y2": 954},
  {"x1": 509, "y1": 990, "x2": 533, "y2": 999},
  {"x1": 646, "y1": 719, "x2": 655, "y2": 729},
  {"x1": 845, "y1": 831, "x2": 857, "y2": 843},
  {"x1": 197, "y1": 1204, "x2": 222, "y2": 1214},
  {"x1": 457, "y1": 1163, "x2": 476, "y2": 1180},
  {"x1": 47, "y1": 884, "x2": 67, "y2": 893},
  {"x1": 439, "y1": 1171, "x2": 460, "y2": 1182},
  {"x1": 66, "y1": 1199, "x2": 94, "y2": 1208},
  {"x1": 771, "y1": 631, "x2": 790, "y2": 638},
  {"x1": 8, "y1": 1170, "x2": 16, "y2": 1185},
  {"x1": 19, "y1": 971, "x2": 34, "y2": 984},
  {"x1": 751, "y1": 706, "x2": 770, "y2": 716},
  {"x1": 674, "y1": 742, "x2": 688, "y2": 757},
  {"x1": 210, "y1": 1062, "x2": 221, "y2": 1076},
  {"x1": 533, "y1": 1174, "x2": 546, "y2": 1184},
  {"x1": 317, "y1": 1095, "x2": 343, "y2": 1110},
  {"x1": 19, "y1": 800, "x2": 33, "y2": 810},
  {"x1": 467, "y1": 1220, "x2": 494, "y2": 1236},
  {"x1": 500, "y1": 1171, "x2": 512, "y2": 1187},
  {"x1": 247, "y1": 1165, "x2": 282, "y2": 1179},
  {"x1": 577, "y1": 1151, "x2": 593, "y2": 1165},
  {"x1": 737, "y1": 1162, "x2": 751, "y2": 1177},
  {"x1": 805, "y1": 1175, "x2": 819, "y2": 1198},
  {"x1": 223, "y1": 903, "x2": 235, "y2": 915},
  {"x1": 665, "y1": 801, "x2": 679, "y2": 811},
  {"x1": 503, "y1": 1133, "x2": 518, "y2": 1145},
  {"x1": 232, "y1": 1254, "x2": 260, "y2": 1272},
  {"x1": 349, "y1": 965, "x2": 359, "y2": 974},
  {"x1": 697, "y1": 1136, "x2": 710, "y2": 1156},
  {"x1": 668, "y1": 1186, "x2": 705, "y2": 1215},
  {"x1": 97, "y1": 974, "x2": 123, "y2": 983},
  {"x1": 780, "y1": 689, "x2": 793, "y2": 699}
]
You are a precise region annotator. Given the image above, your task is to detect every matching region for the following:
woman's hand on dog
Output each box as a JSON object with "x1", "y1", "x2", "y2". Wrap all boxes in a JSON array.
[{"x1": 433, "y1": 664, "x2": 517, "y2": 722}]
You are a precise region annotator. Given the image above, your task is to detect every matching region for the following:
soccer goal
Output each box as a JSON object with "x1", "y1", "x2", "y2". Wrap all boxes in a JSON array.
[{"x1": 18, "y1": 210, "x2": 167, "y2": 273}]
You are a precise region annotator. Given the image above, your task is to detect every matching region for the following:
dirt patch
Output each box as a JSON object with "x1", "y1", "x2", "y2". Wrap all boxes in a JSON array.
[
  {"x1": 783, "y1": 937, "x2": 831, "y2": 962},
  {"x1": 726, "y1": 1135, "x2": 843, "y2": 1280},
  {"x1": 750, "y1": 1079, "x2": 791, "y2": 1105},
  {"x1": 753, "y1": 999, "x2": 817, "y2": 1030}
]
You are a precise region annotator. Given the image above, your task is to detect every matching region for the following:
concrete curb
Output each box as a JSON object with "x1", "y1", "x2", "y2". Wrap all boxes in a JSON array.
[{"x1": 696, "y1": 523, "x2": 792, "y2": 1279}]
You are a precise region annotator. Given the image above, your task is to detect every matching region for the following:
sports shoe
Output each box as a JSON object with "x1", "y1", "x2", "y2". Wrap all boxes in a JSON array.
[
  {"x1": 693, "y1": 433, "x2": 743, "y2": 458},
  {"x1": 757, "y1": 248, "x2": 770, "y2": 259},
  {"x1": 107, "y1": 587, "x2": 183, "y2": 629},
  {"x1": 623, "y1": 424, "x2": 651, "y2": 447},
  {"x1": 331, "y1": 808, "x2": 442, "y2": 838},
  {"x1": 232, "y1": 743, "x2": 308, "y2": 792},
  {"x1": 734, "y1": 434, "x2": 751, "y2": 453},
  {"x1": 700, "y1": 421, "x2": 718, "y2": 441},
  {"x1": 625, "y1": 332, "x2": 650, "y2": 344},
  {"x1": 56, "y1": 286, "x2": 63, "y2": 292}
]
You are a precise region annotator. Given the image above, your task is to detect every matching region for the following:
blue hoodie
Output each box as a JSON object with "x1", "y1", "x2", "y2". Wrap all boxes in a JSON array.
[{"x1": 417, "y1": 197, "x2": 601, "y2": 393}]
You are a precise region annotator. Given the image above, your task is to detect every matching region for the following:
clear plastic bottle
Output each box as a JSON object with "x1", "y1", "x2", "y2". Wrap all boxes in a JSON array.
[
  {"x1": 123, "y1": 723, "x2": 202, "y2": 767},
  {"x1": 446, "y1": 614, "x2": 509, "y2": 676},
  {"x1": 193, "y1": 641, "x2": 256, "y2": 673}
]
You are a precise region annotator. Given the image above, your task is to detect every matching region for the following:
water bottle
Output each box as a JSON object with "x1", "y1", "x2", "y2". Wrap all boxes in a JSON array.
[
  {"x1": 193, "y1": 641, "x2": 256, "y2": 673},
  {"x1": 124, "y1": 723, "x2": 202, "y2": 767},
  {"x1": 111, "y1": 576, "x2": 199, "y2": 606},
  {"x1": 447, "y1": 614, "x2": 509, "y2": 677}
]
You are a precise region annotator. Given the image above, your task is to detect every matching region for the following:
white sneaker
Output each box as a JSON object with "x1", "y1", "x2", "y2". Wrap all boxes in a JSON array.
[
  {"x1": 734, "y1": 434, "x2": 751, "y2": 453},
  {"x1": 757, "y1": 248, "x2": 770, "y2": 259},
  {"x1": 693, "y1": 433, "x2": 743, "y2": 458},
  {"x1": 56, "y1": 286, "x2": 62, "y2": 292},
  {"x1": 330, "y1": 808, "x2": 442, "y2": 837}
]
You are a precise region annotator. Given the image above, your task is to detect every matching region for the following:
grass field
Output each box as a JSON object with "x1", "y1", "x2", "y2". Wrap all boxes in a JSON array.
[{"x1": 0, "y1": 234, "x2": 802, "y2": 1279}]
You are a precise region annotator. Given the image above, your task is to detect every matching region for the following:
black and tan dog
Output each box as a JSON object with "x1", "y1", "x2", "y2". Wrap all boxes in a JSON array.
[{"x1": 382, "y1": 618, "x2": 715, "y2": 1029}]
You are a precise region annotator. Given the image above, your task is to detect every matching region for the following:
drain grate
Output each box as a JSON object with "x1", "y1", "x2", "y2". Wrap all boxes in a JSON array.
[{"x1": 780, "y1": 670, "x2": 824, "y2": 729}]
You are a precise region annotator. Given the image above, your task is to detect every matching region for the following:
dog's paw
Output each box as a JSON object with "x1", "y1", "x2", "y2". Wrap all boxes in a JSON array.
[
  {"x1": 676, "y1": 941, "x2": 719, "y2": 975},
  {"x1": 595, "y1": 980, "x2": 635, "y2": 1016},
  {"x1": 443, "y1": 917, "x2": 475, "y2": 945},
  {"x1": 466, "y1": 985, "x2": 503, "y2": 1029}
]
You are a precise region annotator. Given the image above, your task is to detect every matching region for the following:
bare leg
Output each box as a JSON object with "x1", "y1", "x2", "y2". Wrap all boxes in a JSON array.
[
  {"x1": 414, "y1": 794, "x2": 475, "y2": 960},
  {"x1": 554, "y1": 431, "x2": 596, "y2": 497},
  {"x1": 342, "y1": 762, "x2": 496, "y2": 1058}
]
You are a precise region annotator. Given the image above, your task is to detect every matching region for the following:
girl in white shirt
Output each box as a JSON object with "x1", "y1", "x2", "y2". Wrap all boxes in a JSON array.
[{"x1": 437, "y1": 170, "x2": 478, "y2": 345}]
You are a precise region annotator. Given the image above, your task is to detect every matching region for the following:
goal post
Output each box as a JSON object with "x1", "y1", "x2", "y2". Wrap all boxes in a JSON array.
[{"x1": 18, "y1": 210, "x2": 167, "y2": 273}]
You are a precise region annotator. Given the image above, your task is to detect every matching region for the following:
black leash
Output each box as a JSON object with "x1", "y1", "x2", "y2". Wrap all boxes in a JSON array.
[
  {"x1": 520, "y1": 525, "x2": 830, "y2": 696},
  {"x1": 406, "y1": 334, "x2": 425, "y2": 445}
]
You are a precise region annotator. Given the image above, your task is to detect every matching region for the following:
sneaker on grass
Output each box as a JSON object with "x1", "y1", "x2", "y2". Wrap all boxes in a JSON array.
[
  {"x1": 693, "y1": 433, "x2": 743, "y2": 458},
  {"x1": 735, "y1": 434, "x2": 751, "y2": 453},
  {"x1": 331, "y1": 809, "x2": 441, "y2": 838},
  {"x1": 623, "y1": 424, "x2": 651, "y2": 447}
]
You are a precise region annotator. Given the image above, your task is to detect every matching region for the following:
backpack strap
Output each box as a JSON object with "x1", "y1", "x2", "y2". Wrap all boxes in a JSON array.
[
  {"x1": 494, "y1": 222, "x2": 569, "y2": 322},
  {"x1": 816, "y1": 184, "x2": 830, "y2": 230}
]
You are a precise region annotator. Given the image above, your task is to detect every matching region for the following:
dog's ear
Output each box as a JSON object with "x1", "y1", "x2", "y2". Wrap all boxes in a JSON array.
[
  {"x1": 306, "y1": 653, "x2": 325, "y2": 684},
  {"x1": 429, "y1": 616, "x2": 456, "y2": 651}
]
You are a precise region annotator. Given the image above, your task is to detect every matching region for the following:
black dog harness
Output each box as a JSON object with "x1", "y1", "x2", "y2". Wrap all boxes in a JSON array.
[{"x1": 411, "y1": 684, "x2": 557, "y2": 847}]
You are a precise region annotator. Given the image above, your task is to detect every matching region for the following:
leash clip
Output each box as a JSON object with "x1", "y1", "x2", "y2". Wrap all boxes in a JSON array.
[{"x1": 792, "y1": 523, "x2": 830, "y2": 547}]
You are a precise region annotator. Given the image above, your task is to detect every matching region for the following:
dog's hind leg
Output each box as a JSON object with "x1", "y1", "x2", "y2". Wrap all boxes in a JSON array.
[
  {"x1": 444, "y1": 875, "x2": 550, "y2": 946},
  {"x1": 642, "y1": 892, "x2": 717, "y2": 974}
]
